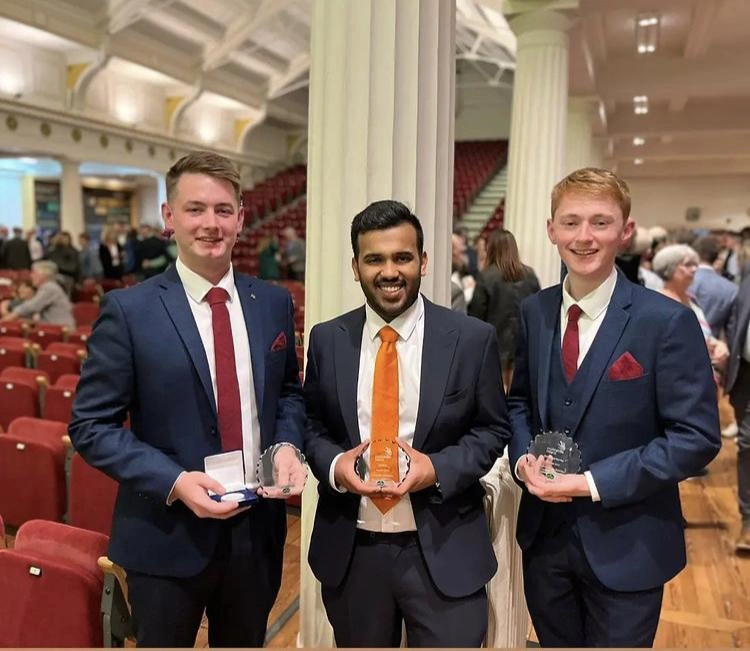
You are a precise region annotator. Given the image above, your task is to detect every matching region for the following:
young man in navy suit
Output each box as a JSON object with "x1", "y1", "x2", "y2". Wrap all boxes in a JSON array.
[
  {"x1": 303, "y1": 201, "x2": 511, "y2": 647},
  {"x1": 70, "y1": 152, "x2": 305, "y2": 647},
  {"x1": 508, "y1": 168, "x2": 720, "y2": 647}
]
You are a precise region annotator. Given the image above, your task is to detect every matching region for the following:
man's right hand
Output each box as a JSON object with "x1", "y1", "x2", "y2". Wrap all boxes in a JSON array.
[
  {"x1": 171, "y1": 471, "x2": 247, "y2": 519},
  {"x1": 333, "y1": 441, "x2": 382, "y2": 496}
]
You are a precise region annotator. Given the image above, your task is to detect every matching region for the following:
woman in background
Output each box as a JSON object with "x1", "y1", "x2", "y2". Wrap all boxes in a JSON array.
[
  {"x1": 468, "y1": 228, "x2": 540, "y2": 391},
  {"x1": 99, "y1": 224, "x2": 125, "y2": 280}
]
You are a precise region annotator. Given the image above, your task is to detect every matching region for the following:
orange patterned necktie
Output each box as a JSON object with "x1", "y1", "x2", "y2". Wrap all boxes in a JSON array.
[{"x1": 369, "y1": 325, "x2": 400, "y2": 514}]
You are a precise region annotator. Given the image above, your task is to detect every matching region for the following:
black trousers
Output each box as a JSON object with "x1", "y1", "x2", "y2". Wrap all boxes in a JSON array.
[
  {"x1": 126, "y1": 503, "x2": 284, "y2": 648},
  {"x1": 523, "y1": 524, "x2": 663, "y2": 647},
  {"x1": 322, "y1": 530, "x2": 487, "y2": 648}
]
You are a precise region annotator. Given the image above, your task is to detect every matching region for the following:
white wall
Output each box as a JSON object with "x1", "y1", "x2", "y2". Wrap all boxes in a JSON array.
[
  {"x1": 244, "y1": 124, "x2": 289, "y2": 164},
  {"x1": 0, "y1": 171, "x2": 25, "y2": 228},
  {"x1": 629, "y1": 176, "x2": 750, "y2": 231},
  {"x1": 454, "y1": 83, "x2": 512, "y2": 141}
]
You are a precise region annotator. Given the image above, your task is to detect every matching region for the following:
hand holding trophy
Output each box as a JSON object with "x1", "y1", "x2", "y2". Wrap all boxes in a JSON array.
[
  {"x1": 256, "y1": 443, "x2": 308, "y2": 499},
  {"x1": 355, "y1": 437, "x2": 410, "y2": 514},
  {"x1": 527, "y1": 430, "x2": 582, "y2": 480}
]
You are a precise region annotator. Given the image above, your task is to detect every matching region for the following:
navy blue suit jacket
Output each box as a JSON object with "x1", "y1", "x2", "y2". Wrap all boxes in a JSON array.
[
  {"x1": 69, "y1": 265, "x2": 305, "y2": 577},
  {"x1": 303, "y1": 298, "x2": 511, "y2": 598},
  {"x1": 508, "y1": 273, "x2": 720, "y2": 592}
]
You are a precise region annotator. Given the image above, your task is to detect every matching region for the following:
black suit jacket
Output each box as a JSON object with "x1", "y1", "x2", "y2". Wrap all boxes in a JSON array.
[
  {"x1": 303, "y1": 297, "x2": 511, "y2": 598},
  {"x1": 1, "y1": 238, "x2": 31, "y2": 270}
]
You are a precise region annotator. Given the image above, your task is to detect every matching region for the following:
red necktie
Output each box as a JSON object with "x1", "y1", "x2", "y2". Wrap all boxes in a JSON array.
[
  {"x1": 205, "y1": 287, "x2": 243, "y2": 451},
  {"x1": 562, "y1": 304, "x2": 583, "y2": 383}
]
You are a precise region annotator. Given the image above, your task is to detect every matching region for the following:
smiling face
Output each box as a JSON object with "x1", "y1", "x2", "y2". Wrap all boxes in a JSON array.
[
  {"x1": 548, "y1": 191, "x2": 634, "y2": 299},
  {"x1": 352, "y1": 222, "x2": 427, "y2": 322},
  {"x1": 161, "y1": 172, "x2": 244, "y2": 284}
]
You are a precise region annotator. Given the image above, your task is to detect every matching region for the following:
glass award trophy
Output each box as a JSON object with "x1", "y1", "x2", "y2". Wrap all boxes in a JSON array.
[
  {"x1": 528, "y1": 430, "x2": 581, "y2": 480},
  {"x1": 355, "y1": 439, "x2": 410, "y2": 487},
  {"x1": 256, "y1": 443, "x2": 308, "y2": 498}
]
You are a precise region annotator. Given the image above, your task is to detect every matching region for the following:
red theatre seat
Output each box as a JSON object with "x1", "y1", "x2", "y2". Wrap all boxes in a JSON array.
[
  {"x1": 69, "y1": 452, "x2": 118, "y2": 537},
  {"x1": 25, "y1": 323, "x2": 67, "y2": 348},
  {"x1": 72, "y1": 302, "x2": 100, "y2": 327},
  {"x1": 0, "y1": 520, "x2": 107, "y2": 647}
]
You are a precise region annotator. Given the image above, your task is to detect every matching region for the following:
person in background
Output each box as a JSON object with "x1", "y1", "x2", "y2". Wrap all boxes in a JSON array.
[
  {"x1": 691, "y1": 235, "x2": 739, "y2": 339},
  {"x1": 46, "y1": 231, "x2": 80, "y2": 296},
  {"x1": 26, "y1": 229, "x2": 43, "y2": 262},
  {"x1": 282, "y1": 226, "x2": 305, "y2": 281},
  {"x1": 78, "y1": 232, "x2": 103, "y2": 279},
  {"x1": 99, "y1": 224, "x2": 125, "y2": 280},
  {"x1": 0, "y1": 279, "x2": 35, "y2": 315},
  {"x1": 631, "y1": 227, "x2": 663, "y2": 290},
  {"x1": 475, "y1": 234, "x2": 488, "y2": 273},
  {"x1": 137, "y1": 224, "x2": 170, "y2": 279},
  {"x1": 0, "y1": 260, "x2": 75, "y2": 328},
  {"x1": 258, "y1": 235, "x2": 280, "y2": 280},
  {"x1": 1, "y1": 227, "x2": 32, "y2": 270},
  {"x1": 468, "y1": 228, "x2": 540, "y2": 392},
  {"x1": 652, "y1": 244, "x2": 730, "y2": 372},
  {"x1": 450, "y1": 231, "x2": 468, "y2": 312}
]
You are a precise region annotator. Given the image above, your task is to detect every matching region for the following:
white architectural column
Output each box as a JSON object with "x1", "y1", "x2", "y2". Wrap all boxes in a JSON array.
[
  {"x1": 59, "y1": 159, "x2": 84, "y2": 235},
  {"x1": 300, "y1": 0, "x2": 456, "y2": 646},
  {"x1": 21, "y1": 174, "x2": 35, "y2": 231},
  {"x1": 565, "y1": 97, "x2": 597, "y2": 175},
  {"x1": 504, "y1": 10, "x2": 571, "y2": 288}
]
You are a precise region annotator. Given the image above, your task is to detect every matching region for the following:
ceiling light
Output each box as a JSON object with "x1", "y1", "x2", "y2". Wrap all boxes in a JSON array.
[
  {"x1": 634, "y1": 158, "x2": 644, "y2": 165},
  {"x1": 633, "y1": 95, "x2": 649, "y2": 115},
  {"x1": 633, "y1": 137, "x2": 645, "y2": 146},
  {"x1": 636, "y1": 13, "x2": 659, "y2": 55}
]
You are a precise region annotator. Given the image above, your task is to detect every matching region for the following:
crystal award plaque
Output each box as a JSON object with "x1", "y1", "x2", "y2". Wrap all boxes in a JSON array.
[
  {"x1": 528, "y1": 430, "x2": 581, "y2": 479},
  {"x1": 355, "y1": 440, "x2": 410, "y2": 487},
  {"x1": 256, "y1": 443, "x2": 307, "y2": 498}
]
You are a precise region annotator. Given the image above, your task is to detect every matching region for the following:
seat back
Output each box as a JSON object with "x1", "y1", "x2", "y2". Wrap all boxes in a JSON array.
[
  {"x1": 0, "y1": 436, "x2": 66, "y2": 525},
  {"x1": 26, "y1": 324, "x2": 67, "y2": 348},
  {"x1": 0, "y1": 525, "x2": 105, "y2": 647},
  {"x1": 68, "y1": 326, "x2": 92, "y2": 345},
  {"x1": 7, "y1": 417, "x2": 68, "y2": 448},
  {"x1": 0, "y1": 366, "x2": 49, "y2": 392},
  {"x1": 0, "y1": 381, "x2": 38, "y2": 429},
  {"x1": 0, "y1": 513, "x2": 5, "y2": 549},
  {"x1": 72, "y1": 302, "x2": 100, "y2": 327},
  {"x1": 0, "y1": 322, "x2": 26, "y2": 337},
  {"x1": 0, "y1": 342, "x2": 28, "y2": 372},
  {"x1": 44, "y1": 385, "x2": 77, "y2": 423},
  {"x1": 69, "y1": 453, "x2": 118, "y2": 537},
  {"x1": 35, "y1": 350, "x2": 81, "y2": 384}
]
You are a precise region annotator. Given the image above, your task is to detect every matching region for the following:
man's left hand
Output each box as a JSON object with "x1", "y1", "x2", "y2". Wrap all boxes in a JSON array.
[
  {"x1": 379, "y1": 439, "x2": 437, "y2": 498},
  {"x1": 257, "y1": 444, "x2": 307, "y2": 499},
  {"x1": 520, "y1": 454, "x2": 591, "y2": 501}
]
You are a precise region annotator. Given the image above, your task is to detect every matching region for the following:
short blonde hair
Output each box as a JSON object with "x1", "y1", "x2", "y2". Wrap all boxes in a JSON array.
[
  {"x1": 166, "y1": 151, "x2": 241, "y2": 205},
  {"x1": 551, "y1": 167, "x2": 631, "y2": 220}
]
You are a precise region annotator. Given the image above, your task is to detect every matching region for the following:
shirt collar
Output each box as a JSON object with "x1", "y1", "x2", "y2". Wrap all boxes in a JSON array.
[
  {"x1": 175, "y1": 257, "x2": 236, "y2": 304},
  {"x1": 365, "y1": 294, "x2": 424, "y2": 343},
  {"x1": 562, "y1": 267, "x2": 617, "y2": 321}
]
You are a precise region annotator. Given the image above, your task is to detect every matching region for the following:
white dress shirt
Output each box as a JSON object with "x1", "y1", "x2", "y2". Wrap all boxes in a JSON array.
[
  {"x1": 176, "y1": 258, "x2": 262, "y2": 487},
  {"x1": 328, "y1": 294, "x2": 425, "y2": 532}
]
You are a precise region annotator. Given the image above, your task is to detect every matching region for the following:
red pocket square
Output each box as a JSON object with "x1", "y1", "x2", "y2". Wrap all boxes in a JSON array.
[
  {"x1": 608, "y1": 352, "x2": 644, "y2": 381},
  {"x1": 271, "y1": 332, "x2": 287, "y2": 352}
]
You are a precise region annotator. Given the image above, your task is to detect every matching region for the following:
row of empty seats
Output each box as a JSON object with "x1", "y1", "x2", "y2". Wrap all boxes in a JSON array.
[
  {"x1": 242, "y1": 165, "x2": 307, "y2": 223},
  {"x1": 453, "y1": 140, "x2": 508, "y2": 218}
]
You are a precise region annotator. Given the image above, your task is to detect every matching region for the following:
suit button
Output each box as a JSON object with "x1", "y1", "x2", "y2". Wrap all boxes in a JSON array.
[
  {"x1": 210, "y1": 426, "x2": 218, "y2": 436},
  {"x1": 564, "y1": 399, "x2": 573, "y2": 406},
  {"x1": 564, "y1": 427, "x2": 571, "y2": 435}
]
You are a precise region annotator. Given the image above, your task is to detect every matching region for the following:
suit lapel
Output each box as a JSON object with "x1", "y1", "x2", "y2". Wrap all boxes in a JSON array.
[
  {"x1": 335, "y1": 308, "x2": 365, "y2": 447},
  {"x1": 413, "y1": 299, "x2": 459, "y2": 450},
  {"x1": 571, "y1": 273, "x2": 632, "y2": 432},
  {"x1": 236, "y1": 276, "x2": 266, "y2": 417},
  {"x1": 159, "y1": 267, "x2": 216, "y2": 414},
  {"x1": 537, "y1": 289, "x2": 562, "y2": 430}
]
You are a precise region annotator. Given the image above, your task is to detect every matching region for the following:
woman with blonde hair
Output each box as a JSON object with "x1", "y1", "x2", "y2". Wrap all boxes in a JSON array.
[
  {"x1": 468, "y1": 228, "x2": 540, "y2": 390},
  {"x1": 99, "y1": 224, "x2": 124, "y2": 280}
]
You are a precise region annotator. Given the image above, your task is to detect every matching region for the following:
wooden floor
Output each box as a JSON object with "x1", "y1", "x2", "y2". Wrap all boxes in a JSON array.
[{"x1": 3, "y1": 439, "x2": 747, "y2": 647}]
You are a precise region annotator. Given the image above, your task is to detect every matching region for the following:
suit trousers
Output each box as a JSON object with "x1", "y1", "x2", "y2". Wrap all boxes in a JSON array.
[
  {"x1": 730, "y1": 361, "x2": 750, "y2": 525},
  {"x1": 126, "y1": 501, "x2": 284, "y2": 648},
  {"x1": 321, "y1": 530, "x2": 487, "y2": 648},
  {"x1": 523, "y1": 523, "x2": 663, "y2": 647}
]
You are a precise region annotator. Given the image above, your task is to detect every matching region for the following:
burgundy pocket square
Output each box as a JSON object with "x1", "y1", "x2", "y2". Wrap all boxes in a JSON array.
[
  {"x1": 271, "y1": 332, "x2": 287, "y2": 352},
  {"x1": 608, "y1": 352, "x2": 644, "y2": 381}
]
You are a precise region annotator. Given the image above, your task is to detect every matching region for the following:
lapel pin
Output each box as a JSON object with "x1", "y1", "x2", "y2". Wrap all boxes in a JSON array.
[{"x1": 250, "y1": 293, "x2": 256, "y2": 300}]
